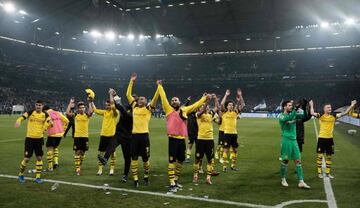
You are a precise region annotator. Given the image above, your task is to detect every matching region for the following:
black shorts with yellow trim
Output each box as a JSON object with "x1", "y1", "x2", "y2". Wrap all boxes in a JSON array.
[
  {"x1": 73, "y1": 137, "x2": 89, "y2": 152},
  {"x1": 46, "y1": 136, "x2": 62, "y2": 148},
  {"x1": 195, "y1": 139, "x2": 214, "y2": 162},
  {"x1": 316, "y1": 138, "x2": 334, "y2": 155},
  {"x1": 130, "y1": 133, "x2": 150, "y2": 160},
  {"x1": 24, "y1": 137, "x2": 44, "y2": 158},
  {"x1": 98, "y1": 136, "x2": 113, "y2": 152},
  {"x1": 218, "y1": 130, "x2": 224, "y2": 145},
  {"x1": 223, "y1": 133, "x2": 238, "y2": 148},
  {"x1": 168, "y1": 137, "x2": 186, "y2": 163}
]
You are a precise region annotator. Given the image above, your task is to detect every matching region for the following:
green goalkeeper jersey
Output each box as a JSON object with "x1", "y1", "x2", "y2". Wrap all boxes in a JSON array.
[{"x1": 279, "y1": 110, "x2": 297, "y2": 140}]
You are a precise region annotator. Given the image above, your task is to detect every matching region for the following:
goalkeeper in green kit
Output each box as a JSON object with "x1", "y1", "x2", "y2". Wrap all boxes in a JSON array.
[{"x1": 279, "y1": 100, "x2": 310, "y2": 189}]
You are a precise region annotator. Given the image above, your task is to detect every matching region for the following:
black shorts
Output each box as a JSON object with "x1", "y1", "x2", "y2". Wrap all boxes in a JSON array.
[
  {"x1": 223, "y1": 133, "x2": 238, "y2": 148},
  {"x1": 218, "y1": 131, "x2": 224, "y2": 145},
  {"x1": 98, "y1": 136, "x2": 113, "y2": 152},
  {"x1": 131, "y1": 133, "x2": 150, "y2": 160},
  {"x1": 46, "y1": 136, "x2": 62, "y2": 148},
  {"x1": 195, "y1": 139, "x2": 214, "y2": 162},
  {"x1": 188, "y1": 135, "x2": 197, "y2": 145},
  {"x1": 24, "y1": 137, "x2": 44, "y2": 158},
  {"x1": 317, "y1": 138, "x2": 334, "y2": 155},
  {"x1": 168, "y1": 137, "x2": 186, "y2": 163},
  {"x1": 73, "y1": 137, "x2": 89, "y2": 152}
]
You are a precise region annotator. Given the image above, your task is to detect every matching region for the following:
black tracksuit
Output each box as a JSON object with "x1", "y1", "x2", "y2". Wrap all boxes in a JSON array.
[
  {"x1": 295, "y1": 107, "x2": 312, "y2": 152},
  {"x1": 104, "y1": 102, "x2": 133, "y2": 177}
]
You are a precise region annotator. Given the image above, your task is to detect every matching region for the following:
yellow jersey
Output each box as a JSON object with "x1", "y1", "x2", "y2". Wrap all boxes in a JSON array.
[
  {"x1": 126, "y1": 79, "x2": 159, "y2": 134},
  {"x1": 196, "y1": 111, "x2": 215, "y2": 140},
  {"x1": 94, "y1": 105, "x2": 119, "y2": 137},
  {"x1": 222, "y1": 111, "x2": 238, "y2": 134},
  {"x1": 317, "y1": 113, "x2": 337, "y2": 139},
  {"x1": 74, "y1": 113, "x2": 91, "y2": 138},
  {"x1": 17, "y1": 110, "x2": 51, "y2": 139}
]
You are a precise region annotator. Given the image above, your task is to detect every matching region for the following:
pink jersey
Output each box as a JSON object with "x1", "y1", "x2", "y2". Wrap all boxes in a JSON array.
[
  {"x1": 166, "y1": 111, "x2": 188, "y2": 138},
  {"x1": 47, "y1": 111, "x2": 64, "y2": 136}
]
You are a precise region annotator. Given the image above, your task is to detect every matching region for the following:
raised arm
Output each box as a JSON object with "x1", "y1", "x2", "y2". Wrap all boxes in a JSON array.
[
  {"x1": 338, "y1": 100, "x2": 357, "y2": 118},
  {"x1": 87, "y1": 102, "x2": 93, "y2": 118},
  {"x1": 109, "y1": 88, "x2": 118, "y2": 117},
  {"x1": 157, "y1": 80, "x2": 173, "y2": 115},
  {"x1": 235, "y1": 88, "x2": 245, "y2": 112},
  {"x1": 182, "y1": 93, "x2": 210, "y2": 114},
  {"x1": 182, "y1": 96, "x2": 191, "y2": 107},
  {"x1": 126, "y1": 73, "x2": 138, "y2": 107},
  {"x1": 279, "y1": 110, "x2": 297, "y2": 123},
  {"x1": 149, "y1": 86, "x2": 160, "y2": 110},
  {"x1": 66, "y1": 98, "x2": 76, "y2": 117},
  {"x1": 308, "y1": 100, "x2": 319, "y2": 117},
  {"x1": 90, "y1": 101, "x2": 105, "y2": 116},
  {"x1": 196, "y1": 100, "x2": 209, "y2": 118},
  {"x1": 213, "y1": 94, "x2": 220, "y2": 113},
  {"x1": 221, "y1": 89, "x2": 230, "y2": 111}
]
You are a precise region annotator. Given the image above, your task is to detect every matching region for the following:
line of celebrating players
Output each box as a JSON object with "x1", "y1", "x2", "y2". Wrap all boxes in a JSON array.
[{"x1": 14, "y1": 73, "x2": 357, "y2": 192}]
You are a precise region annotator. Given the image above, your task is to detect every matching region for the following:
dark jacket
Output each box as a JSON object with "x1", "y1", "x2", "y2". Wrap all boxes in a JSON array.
[{"x1": 115, "y1": 103, "x2": 133, "y2": 140}]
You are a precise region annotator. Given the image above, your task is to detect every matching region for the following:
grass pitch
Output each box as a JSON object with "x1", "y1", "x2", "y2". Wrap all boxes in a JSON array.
[{"x1": 0, "y1": 115, "x2": 359, "y2": 208}]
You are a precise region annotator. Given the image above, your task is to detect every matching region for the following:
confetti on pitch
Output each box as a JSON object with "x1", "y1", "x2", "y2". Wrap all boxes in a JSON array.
[
  {"x1": 122, "y1": 193, "x2": 128, "y2": 196},
  {"x1": 188, "y1": 188, "x2": 193, "y2": 191},
  {"x1": 163, "y1": 202, "x2": 170, "y2": 205},
  {"x1": 105, "y1": 192, "x2": 111, "y2": 195},
  {"x1": 204, "y1": 195, "x2": 209, "y2": 199},
  {"x1": 51, "y1": 183, "x2": 59, "y2": 191}
]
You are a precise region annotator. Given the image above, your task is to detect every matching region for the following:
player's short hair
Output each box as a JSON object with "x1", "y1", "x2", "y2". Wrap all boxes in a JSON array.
[
  {"x1": 43, "y1": 105, "x2": 50, "y2": 111},
  {"x1": 282, "y1": 100, "x2": 292, "y2": 108},
  {"x1": 323, "y1": 103, "x2": 331, "y2": 107},
  {"x1": 77, "y1": 101, "x2": 85, "y2": 108},
  {"x1": 225, "y1": 100, "x2": 234, "y2": 108},
  {"x1": 36, "y1": 100, "x2": 44, "y2": 104}
]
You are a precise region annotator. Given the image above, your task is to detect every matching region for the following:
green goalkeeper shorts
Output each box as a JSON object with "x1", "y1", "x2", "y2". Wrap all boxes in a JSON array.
[{"x1": 281, "y1": 138, "x2": 301, "y2": 161}]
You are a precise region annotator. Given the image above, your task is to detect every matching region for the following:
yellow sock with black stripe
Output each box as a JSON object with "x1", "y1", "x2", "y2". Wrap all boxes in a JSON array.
[
  {"x1": 110, "y1": 152, "x2": 116, "y2": 171},
  {"x1": 325, "y1": 154, "x2": 332, "y2": 174},
  {"x1": 80, "y1": 154, "x2": 85, "y2": 165},
  {"x1": 19, "y1": 159, "x2": 28, "y2": 176},
  {"x1": 143, "y1": 161, "x2": 150, "y2": 178},
  {"x1": 229, "y1": 147, "x2": 234, "y2": 159},
  {"x1": 35, "y1": 160, "x2": 43, "y2": 179},
  {"x1": 207, "y1": 163, "x2": 213, "y2": 177},
  {"x1": 168, "y1": 163, "x2": 176, "y2": 186},
  {"x1": 222, "y1": 151, "x2": 228, "y2": 169},
  {"x1": 131, "y1": 160, "x2": 138, "y2": 181},
  {"x1": 54, "y1": 148, "x2": 59, "y2": 165},
  {"x1": 74, "y1": 155, "x2": 81, "y2": 171},
  {"x1": 231, "y1": 151, "x2": 237, "y2": 168},
  {"x1": 317, "y1": 153, "x2": 324, "y2": 174},
  {"x1": 47, "y1": 151, "x2": 53, "y2": 170},
  {"x1": 175, "y1": 162, "x2": 182, "y2": 181}
]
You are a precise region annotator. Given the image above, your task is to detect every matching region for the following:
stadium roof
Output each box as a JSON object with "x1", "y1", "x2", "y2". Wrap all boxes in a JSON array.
[{"x1": 1, "y1": 0, "x2": 359, "y2": 54}]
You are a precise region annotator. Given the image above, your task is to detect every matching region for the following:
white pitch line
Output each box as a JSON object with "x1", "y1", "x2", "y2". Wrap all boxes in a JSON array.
[
  {"x1": 0, "y1": 138, "x2": 24, "y2": 143},
  {"x1": 0, "y1": 174, "x2": 327, "y2": 208},
  {"x1": 312, "y1": 119, "x2": 338, "y2": 208},
  {"x1": 274, "y1": 199, "x2": 327, "y2": 208}
]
